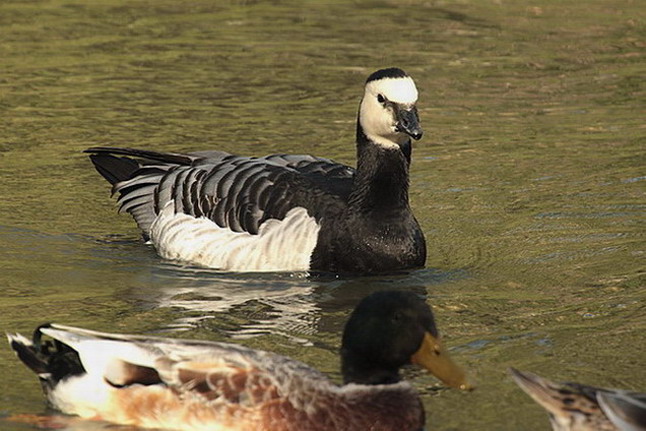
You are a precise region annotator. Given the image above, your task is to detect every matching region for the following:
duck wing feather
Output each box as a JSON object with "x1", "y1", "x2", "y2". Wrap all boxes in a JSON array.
[{"x1": 38, "y1": 325, "x2": 334, "y2": 421}]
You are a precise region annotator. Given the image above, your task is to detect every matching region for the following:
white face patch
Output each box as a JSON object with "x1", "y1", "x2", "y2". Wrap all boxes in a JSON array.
[
  {"x1": 365, "y1": 76, "x2": 418, "y2": 104},
  {"x1": 359, "y1": 76, "x2": 419, "y2": 148}
]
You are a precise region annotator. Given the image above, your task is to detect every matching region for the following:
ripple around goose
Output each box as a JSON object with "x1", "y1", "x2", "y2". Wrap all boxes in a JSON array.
[
  {"x1": 85, "y1": 67, "x2": 426, "y2": 274},
  {"x1": 8, "y1": 291, "x2": 471, "y2": 431}
]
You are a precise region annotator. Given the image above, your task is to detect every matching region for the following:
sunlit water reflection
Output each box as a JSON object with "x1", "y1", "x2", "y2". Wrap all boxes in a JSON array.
[{"x1": 1, "y1": 0, "x2": 644, "y2": 430}]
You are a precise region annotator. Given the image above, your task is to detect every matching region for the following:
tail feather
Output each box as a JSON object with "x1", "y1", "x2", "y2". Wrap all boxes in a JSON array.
[
  {"x1": 7, "y1": 333, "x2": 49, "y2": 376},
  {"x1": 88, "y1": 154, "x2": 141, "y2": 185},
  {"x1": 7, "y1": 325, "x2": 86, "y2": 387},
  {"x1": 85, "y1": 146, "x2": 195, "y2": 167}
]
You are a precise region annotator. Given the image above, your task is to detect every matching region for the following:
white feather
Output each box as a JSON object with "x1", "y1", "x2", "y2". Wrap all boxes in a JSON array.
[
  {"x1": 150, "y1": 202, "x2": 320, "y2": 271},
  {"x1": 365, "y1": 76, "x2": 418, "y2": 104},
  {"x1": 360, "y1": 76, "x2": 419, "y2": 149},
  {"x1": 48, "y1": 373, "x2": 111, "y2": 418},
  {"x1": 7, "y1": 332, "x2": 32, "y2": 346},
  {"x1": 31, "y1": 327, "x2": 156, "y2": 418}
]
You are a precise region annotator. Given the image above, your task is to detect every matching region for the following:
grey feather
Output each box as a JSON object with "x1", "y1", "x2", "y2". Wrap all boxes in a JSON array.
[{"x1": 88, "y1": 148, "x2": 352, "y2": 237}]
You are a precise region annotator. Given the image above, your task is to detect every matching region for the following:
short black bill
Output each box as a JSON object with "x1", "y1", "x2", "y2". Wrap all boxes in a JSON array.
[{"x1": 395, "y1": 106, "x2": 423, "y2": 140}]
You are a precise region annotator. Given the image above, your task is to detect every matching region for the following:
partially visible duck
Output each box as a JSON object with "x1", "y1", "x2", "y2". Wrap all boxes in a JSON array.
[
  {"x1": 8, "y1": 291, "x2": 471, "y2": 431},
  {"x1": 509, "y1": 368, "x2": 646, "y2": 431},
  {"x1": 85, "y1": 67, "x2": 426, "y2": 274}
]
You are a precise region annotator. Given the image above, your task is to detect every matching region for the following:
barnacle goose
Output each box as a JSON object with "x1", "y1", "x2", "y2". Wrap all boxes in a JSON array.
[{"x1": 86, "y1": 67, "x2": 426, "y2": 274}]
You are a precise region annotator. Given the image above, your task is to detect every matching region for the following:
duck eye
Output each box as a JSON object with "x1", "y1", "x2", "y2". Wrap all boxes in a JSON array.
[{"x1": 377, "y1": 94, "x2": 386, "y2": 104}]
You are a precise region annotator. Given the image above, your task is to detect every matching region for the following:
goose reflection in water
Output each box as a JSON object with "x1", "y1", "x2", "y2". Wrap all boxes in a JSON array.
[{"x1": 126, "y1": 263, "x2": 442, "y2": 345}]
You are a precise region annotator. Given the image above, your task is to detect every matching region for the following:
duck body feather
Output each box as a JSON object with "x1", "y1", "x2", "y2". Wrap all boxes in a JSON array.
[
  {"x1": 9, "y1": 291, "x2": 472, "y2": 430},
  {"x1": 8, "y1": 324, "x2": 424, "y2": 431},
  {"x1": 510, "y1": 368, "x2": 646, "y2": 431}
]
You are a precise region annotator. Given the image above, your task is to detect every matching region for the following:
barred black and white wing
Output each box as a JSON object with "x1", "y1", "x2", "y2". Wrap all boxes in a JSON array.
[{"x1": 85, "y1": 147, "x2": 351, "y2": 271}]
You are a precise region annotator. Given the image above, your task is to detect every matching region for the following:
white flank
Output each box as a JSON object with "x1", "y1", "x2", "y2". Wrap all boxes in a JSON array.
[
  {"x1": 360, "y1": 76, "x2": 419, "y2": 149},
  {"x1": 150, "y1": 202, "x2": 320, "y2": 272},
  {"x1": 37, "y1": 328, "x2": 157, "y2": 418},
  {"x1": 48, "y1": 373, "x2": 112, "y2": 418}
]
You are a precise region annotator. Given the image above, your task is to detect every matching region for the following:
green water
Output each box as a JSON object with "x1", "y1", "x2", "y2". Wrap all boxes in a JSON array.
[{"x1": 0, "y1": 1, "x2": 644, "y2": 429}]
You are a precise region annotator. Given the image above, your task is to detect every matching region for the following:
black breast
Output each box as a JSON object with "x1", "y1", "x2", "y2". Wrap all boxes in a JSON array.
[{"x1": 311, "y1": 208, "x2": 426, "y2": 274}]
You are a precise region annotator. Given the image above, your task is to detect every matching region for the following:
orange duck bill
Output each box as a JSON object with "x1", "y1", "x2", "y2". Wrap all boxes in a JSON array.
[{"x1": 411, "y1": 332, "x2": 473, "y2": 391}]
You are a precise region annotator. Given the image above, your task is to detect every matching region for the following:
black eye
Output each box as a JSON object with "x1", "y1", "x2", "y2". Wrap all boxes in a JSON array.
[{"x1": 377, "y1": 94, "x2": 385, "y2": 104}]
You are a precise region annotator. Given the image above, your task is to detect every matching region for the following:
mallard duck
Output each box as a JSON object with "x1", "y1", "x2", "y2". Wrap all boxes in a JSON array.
[
  {"x1": 8, "y1": 291, "x2": 471, "y2": 431},
  {"x1": 85, "y1": 67, "x2": 426, "y2": 274},
  {"x1": 509, "y1": 368, "x2": 646, "y2": 431}
]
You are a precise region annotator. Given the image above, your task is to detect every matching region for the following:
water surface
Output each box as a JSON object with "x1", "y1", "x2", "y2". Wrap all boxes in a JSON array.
[{"x1": 1, "y1": 1, "x2": 644, "y2": 430}]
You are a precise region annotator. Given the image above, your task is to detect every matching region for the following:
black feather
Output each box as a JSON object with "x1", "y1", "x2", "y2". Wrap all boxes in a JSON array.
[
  {"x1": 89, "y1": 154, "x2": 140, "y2": 185},
  {"x1": 365, "y1": 67, "x2": 409, "y2": 83},
  {"x1": 9, "y1": 324, "x2": 86, "y2": 388},
  {"x1": 84, "y1": 68, "x2": 427, "y2": 273}
]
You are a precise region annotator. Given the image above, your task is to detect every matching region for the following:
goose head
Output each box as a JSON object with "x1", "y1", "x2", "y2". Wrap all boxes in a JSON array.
[{"x1": 358, "y1": 68, "x2": 423, "y2": 149}]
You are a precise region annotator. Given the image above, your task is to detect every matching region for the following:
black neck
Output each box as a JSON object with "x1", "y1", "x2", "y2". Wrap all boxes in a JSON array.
[
  {"x1": 350, "y1": 123, "x2": 411, "y2": 211},
  {"x1": 341, "y1": 349, "x2": 402, "y2": 385}
]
